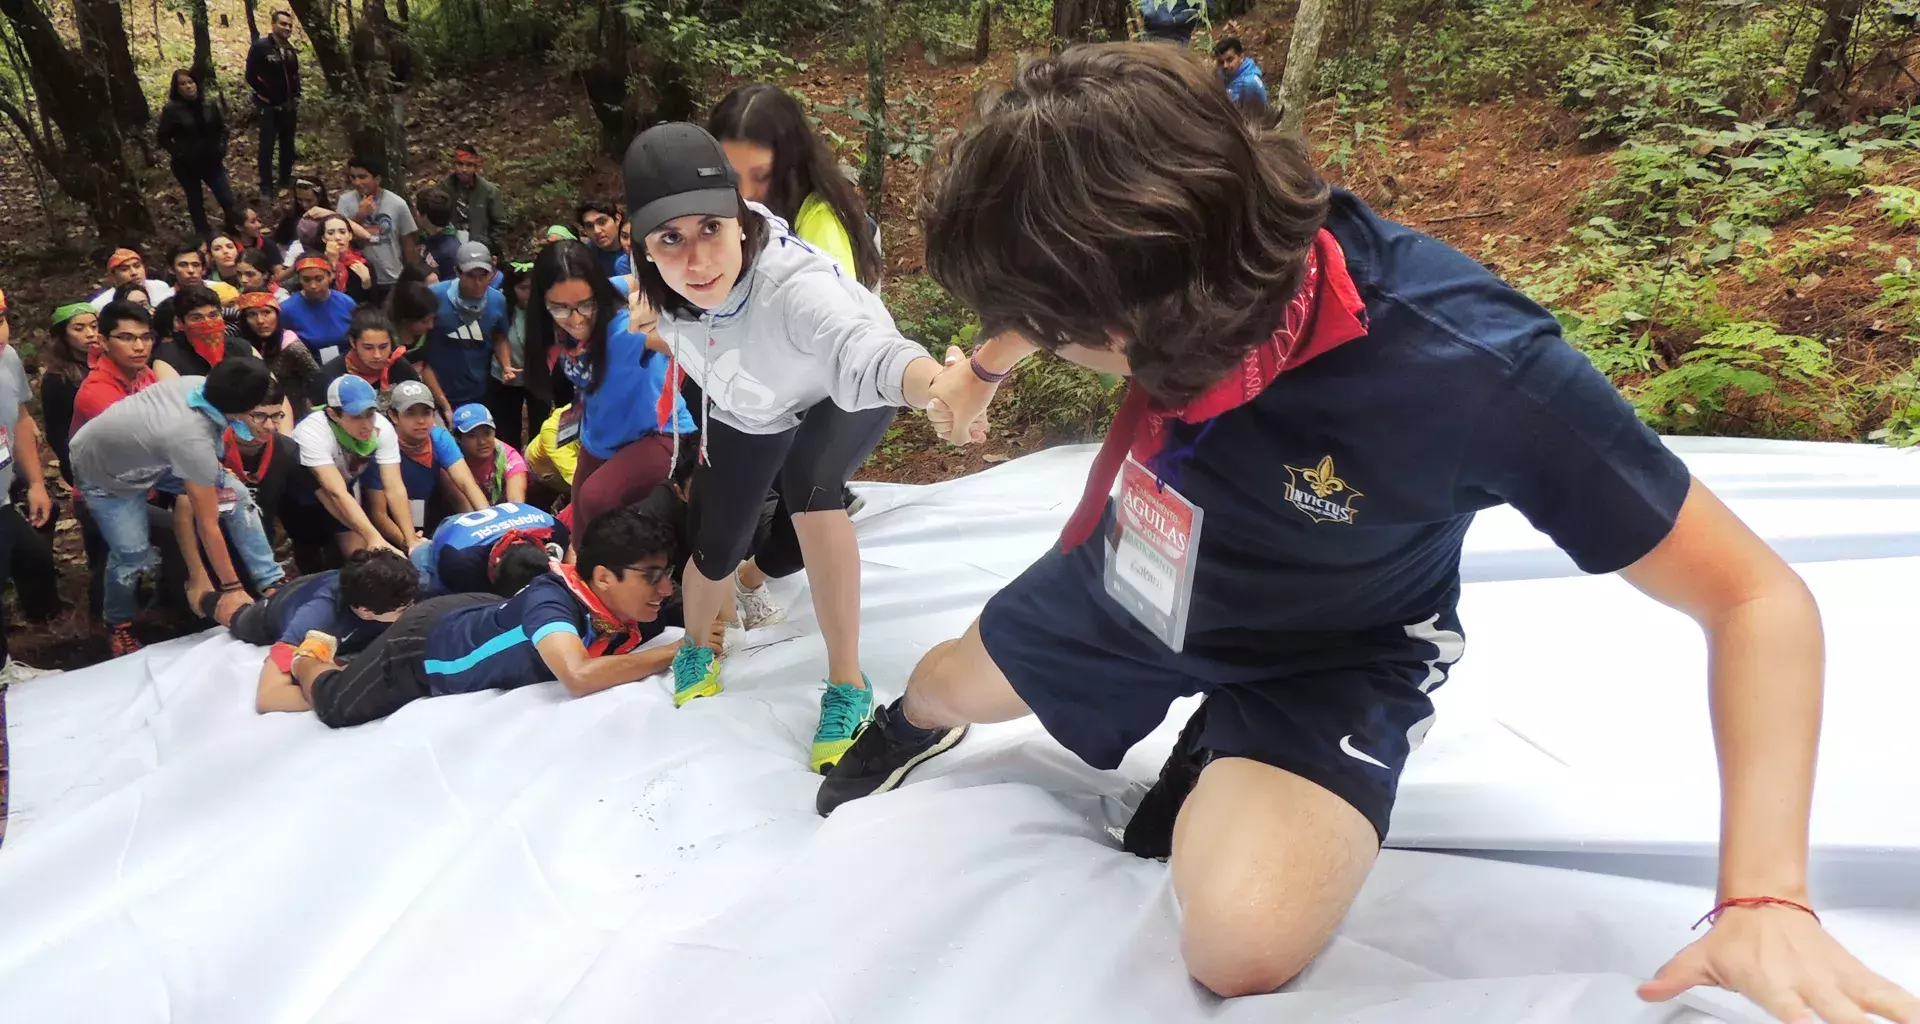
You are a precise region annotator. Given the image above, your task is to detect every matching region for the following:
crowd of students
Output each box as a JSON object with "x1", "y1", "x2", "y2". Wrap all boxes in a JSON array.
[
  {"x1": 0, "y1": 41, "x2": 1904, "y2": 1021},
  {"x1": 3, "y1": 77, "x2": 974, "y2": 774}
]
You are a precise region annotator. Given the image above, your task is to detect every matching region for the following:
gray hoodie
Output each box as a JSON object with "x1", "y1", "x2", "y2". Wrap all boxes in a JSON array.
[{"x1": 652, "y1": 204, "x2": 927, "y2": 435}]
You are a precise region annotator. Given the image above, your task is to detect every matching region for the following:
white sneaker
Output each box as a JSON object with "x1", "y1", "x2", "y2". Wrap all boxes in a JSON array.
[
  {"x1": 0, "y1": 657, "x2": 59, "y2": 689},
  {"x1": 734, "y1": 580, "x2": 786, "y2": 630}
]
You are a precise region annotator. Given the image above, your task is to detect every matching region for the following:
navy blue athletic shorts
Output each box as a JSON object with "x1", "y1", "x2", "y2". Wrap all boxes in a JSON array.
[{"x1": 978, "y1": 535, "x2": 1464, "y2": 842}]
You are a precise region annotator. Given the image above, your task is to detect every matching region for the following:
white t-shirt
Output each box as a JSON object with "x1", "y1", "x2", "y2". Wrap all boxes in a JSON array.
[
  {"x1": 293, "y1": 408, "x2": 401, "y2": 487},
  {"x1": 91, "y1": 279, "x2": 175, "y2": 310}
]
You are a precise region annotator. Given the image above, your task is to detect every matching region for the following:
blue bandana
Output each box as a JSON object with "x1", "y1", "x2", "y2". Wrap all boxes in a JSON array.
[{"x1": 188, "y1": 384, "x2": 254, "y2": 444}]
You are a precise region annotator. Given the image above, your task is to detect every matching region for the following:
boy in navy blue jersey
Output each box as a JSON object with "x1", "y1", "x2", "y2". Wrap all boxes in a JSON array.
[
  {"x1": 288, "y1": 506, "x2": 722, "y2": 727},
  {"x1": 817, "y1": 44, "x2": 1916, "y2": 1024},
  {"x1": 424, "y1": 500, "x2": 570, "y2": 597},
  {"x1": 236, "y1": 549, "x2": 421, "y2": 713}
]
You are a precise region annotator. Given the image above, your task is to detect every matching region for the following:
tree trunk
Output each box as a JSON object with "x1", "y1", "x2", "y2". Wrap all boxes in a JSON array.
[
  {"x1": 244, "y1": 0, "x2": 260, "y2": 41},
  {"x1": 973, "y1": 0, "x2": 990, "y2": 62},
  {"x1": 190, "y1": 0, "x2": 215, "y2": 83},
  {"x1": 0, "y1": 0, "x2": 152, "y2": 237},
  {"x1": 581, "y1": 0, "x2": 635, "y2": 156},
  {"x1": 1798, "y1": 0, "x2": 1865, "y2": 115},
  {"x1": 286, "y1": 0, "x2": 357, "y2": 97},
  {"x1": 73, "y1": 0, "x2": 150, "y2": 132},
  {"x1": 1276, "y1": 0, "x2": 1331, "y2": 135},
  {"x1": 861, "y1": 0, "x2": 886, "y2": 219},
  {"x1": 1051, "y1": 0, "x2": 1126, "y2": 44},
  {"x1": 395, "y1": 0, "x2": 409, "y2": 23},
  {"x1": 347, "y1": 2, "x2": 400, "y2": 175}
]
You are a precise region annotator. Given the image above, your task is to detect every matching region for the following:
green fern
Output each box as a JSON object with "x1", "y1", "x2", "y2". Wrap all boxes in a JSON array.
[{"x1": 1631, "y1": 322, "x2": 1830, "y2": 434}]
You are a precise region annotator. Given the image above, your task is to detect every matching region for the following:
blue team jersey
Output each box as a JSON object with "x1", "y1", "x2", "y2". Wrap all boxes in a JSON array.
[
  {"x1": 266, "y1": 570, "x2": 393, "y2": 657},
  {"x1": 427, "y1": 282, "x2": 508, "y2": 405},
  {"x1": 421, "y1": 574, "x2": 586, "y2": 695},
  {"x1": 1089, "y1": 189, "x2": 1691, "y2": 642},
  {"x1": 428, "y1": 502, "x2": 557, "y2": 594}
]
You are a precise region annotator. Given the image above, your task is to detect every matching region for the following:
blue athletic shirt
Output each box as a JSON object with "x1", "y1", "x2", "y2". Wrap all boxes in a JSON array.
[
  {"x1": 427, "y1": 281, "x2": 508, "y2": 406},
  {"x1": 421, "y1": 573, "x2": 585, "y2": 694},
  {"x1": 265, "y1": 570, "x2": 394, "y2": 658},
  {"x1": 278, "y1": 291, "x2": 358, "y2": 364},
  {"x1": 428, "y1": 502, "x2": 557, "y2": 595},
  {"x1": 1081, "y1": 189, "x2": 1692, "y2": 641},
  {"x1": 577, "y1": 308, "x2": 696, "y2": 460},
  {"x1": 363, "y1": 424, "x2": 463, "y2": 518}
]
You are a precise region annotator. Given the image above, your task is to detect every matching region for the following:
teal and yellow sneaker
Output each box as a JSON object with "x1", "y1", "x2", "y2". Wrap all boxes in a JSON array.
[
  {"x1": 672, "y1": 643, "x2": 721, "y2": 707},
  {"x1": 810, "y1": 678, "x2": 874, "y2": 773}
]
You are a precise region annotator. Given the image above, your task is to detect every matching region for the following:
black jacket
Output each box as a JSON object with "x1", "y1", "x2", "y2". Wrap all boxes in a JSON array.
[
  {"x1": 155, "y1": 93, "x2": 229, "y2": 173},
  {"x1": 246, "y1": 35, "x2": 301, "y2": 106}
]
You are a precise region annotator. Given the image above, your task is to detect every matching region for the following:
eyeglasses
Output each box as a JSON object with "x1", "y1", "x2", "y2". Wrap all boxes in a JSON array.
[
  {"x1": 625, "y1": 564, "x2": 672, "y2": 587},
  {"x1": 546, "y1": 299, "x2": 597, "y2": 322},
  {"x1": 247, "y1": 410, "x2": 287, "y2": 426},
  {"x1": 108, "y1": 331, "x2": 155, "y2": 345}
]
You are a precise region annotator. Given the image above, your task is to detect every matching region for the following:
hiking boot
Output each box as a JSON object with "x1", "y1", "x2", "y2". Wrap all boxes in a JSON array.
[
  {"x1": 734, "y1": 579, "x2": 785, "y2": 630},
  {"x1": 810, "y1": 679, "x2": 874, "y2": 773},
  {"x1": 293, "y1": 629, "x2": 338, "y2": 665},
  {"x1": 816, "y1": 698, "x2": 968, "y2": 816},
  {"x1": 671, "y1": 642, "x2": 721, "y2": 707},
  {"x1": 109, "y1": 624, "x2": 142, "y2": 658},
  {"x1": 1121, "y1": 700, "x2": 1215, "y2": 860}
]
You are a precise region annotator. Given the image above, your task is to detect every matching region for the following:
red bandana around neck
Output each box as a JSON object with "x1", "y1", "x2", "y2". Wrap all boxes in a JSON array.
[
  {"x1": 553, "y1": 562, "x2": 646, "y2": 657},
  {"x1": 1058, "y1": 229, "x2": 1370, "y2": 553},
  {"x1": 346, "y1": 346, "x2": 405, "y2": 390},
  {"x1": 222, "y1": 429, "x2": 276, "y2": 483}
]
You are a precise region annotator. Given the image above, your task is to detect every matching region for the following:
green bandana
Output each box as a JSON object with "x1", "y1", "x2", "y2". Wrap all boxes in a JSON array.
[
  {"x1": 330, "y1": 419, "x2": 380, "y2": 457},
  {"x1": 52, "y1": 302, "x2": 94, "y2": 330},
  {"x1": 546, "y1": 224, "x2": 578, "y2": 242}
]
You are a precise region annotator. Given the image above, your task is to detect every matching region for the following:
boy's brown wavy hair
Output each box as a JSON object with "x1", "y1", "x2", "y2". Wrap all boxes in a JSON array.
[{"x1": 921, "y1": 43, "x2": 1330, "y2": 405}]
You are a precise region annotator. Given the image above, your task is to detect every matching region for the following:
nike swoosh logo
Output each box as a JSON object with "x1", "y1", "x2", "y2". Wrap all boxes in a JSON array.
[{"x1": 1339, "y1": 734, "x2": 1390, "y2": 770}]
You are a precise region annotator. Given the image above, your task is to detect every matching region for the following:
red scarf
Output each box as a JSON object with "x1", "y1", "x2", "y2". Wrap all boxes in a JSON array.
[
  {"x1": 334, "y1": 248, "x2": 369, "y2": 293},
  {"x1": 184, "y1": 319, "x2": 228, "y2": 368},
  {"x1": 553, "y1": 562, "x2": 646, "y2": 657},
  {"x1": 486, "y1": 527, "x2": 553, "y2": 577},
  {"x1": 397, "y1": 433, "x2": 437, "y2": 469},
  {"x1": 222, "y1": 430, "x2": 276, "y2": 484},
  {"x1": 345, "y1": 345, "x2": 406, "y2": 390},
  {"x1": 1058, "y1": 229, "x2": 1370, "y2": 552}
]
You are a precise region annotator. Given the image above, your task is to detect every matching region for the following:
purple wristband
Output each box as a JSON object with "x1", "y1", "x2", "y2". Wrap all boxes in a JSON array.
[{"x1": 969, "y1": 350, "x2": 1013, "y2": 384}]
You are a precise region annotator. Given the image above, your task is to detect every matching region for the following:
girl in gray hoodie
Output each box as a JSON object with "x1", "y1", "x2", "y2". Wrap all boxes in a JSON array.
[{"x1": 623, "y1": 122, "x2": 978, "y2": 773}]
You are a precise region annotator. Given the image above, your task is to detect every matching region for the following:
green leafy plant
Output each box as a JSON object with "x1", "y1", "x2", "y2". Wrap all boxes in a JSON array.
[
  {"x1": 1630, "y1": 322, "x2": 1831, "y2": 434},
  {"x1": 814, "y1": 92, "x2": 952, "y2": 168}
]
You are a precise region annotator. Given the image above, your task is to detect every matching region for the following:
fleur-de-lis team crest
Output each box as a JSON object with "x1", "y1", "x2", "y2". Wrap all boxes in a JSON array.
[{"x1": 1283, "y1": 455, "x2": 1364, "y2": 525}]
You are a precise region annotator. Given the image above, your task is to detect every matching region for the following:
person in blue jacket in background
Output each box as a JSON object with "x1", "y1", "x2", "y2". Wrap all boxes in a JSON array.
[{"x1": 1214, "y1": 36, "x2": 1269, "y2": 118}]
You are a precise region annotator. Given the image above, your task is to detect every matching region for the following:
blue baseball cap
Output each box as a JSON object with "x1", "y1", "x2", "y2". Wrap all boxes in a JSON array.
[
  {"x1": 326, "y1": 374, "x2": 378, "y2": 416},
  {"x1": 451, "y1": 403, "x2": 495, "y2": 434}
]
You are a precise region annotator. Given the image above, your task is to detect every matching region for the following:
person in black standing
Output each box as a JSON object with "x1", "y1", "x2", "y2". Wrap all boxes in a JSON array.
[
  {"x1": 156, "y1": 70, "x2": 235, "y2": 240},
  {"x1": 246, "y1": 10, "x2": 302, "y2": 199}
]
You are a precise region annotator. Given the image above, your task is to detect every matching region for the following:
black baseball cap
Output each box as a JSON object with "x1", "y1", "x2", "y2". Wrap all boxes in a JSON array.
[{"x1": 622, "y1": 123, "x2": 740, "y2": 237}]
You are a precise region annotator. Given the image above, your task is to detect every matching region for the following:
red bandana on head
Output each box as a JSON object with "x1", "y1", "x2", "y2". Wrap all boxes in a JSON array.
[{"x1": 1058, "y1": 229, "x2": 1370, "y2": 553}]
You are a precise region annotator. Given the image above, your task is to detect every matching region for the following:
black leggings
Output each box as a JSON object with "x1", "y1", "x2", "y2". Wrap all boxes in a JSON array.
[
  {"x1": 0, "y1": 505, "x2": 62, "y2": 663},
  {"x1": 688, "y1": 401, "x2": 894, "y2": 580}
]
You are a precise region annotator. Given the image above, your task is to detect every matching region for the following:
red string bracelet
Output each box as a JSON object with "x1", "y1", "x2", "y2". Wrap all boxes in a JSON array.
[{"x1": 1692, "y1": 896, "x2": 1821, "y2": 931}]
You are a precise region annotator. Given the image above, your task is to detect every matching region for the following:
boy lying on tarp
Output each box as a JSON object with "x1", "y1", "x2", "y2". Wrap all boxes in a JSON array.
[
  {"x1": 284, "y1": 506, "x2": 722, "y2": 727},
  {"x1": 235, "y1": 548, "x2": 421, "y2": 714}
]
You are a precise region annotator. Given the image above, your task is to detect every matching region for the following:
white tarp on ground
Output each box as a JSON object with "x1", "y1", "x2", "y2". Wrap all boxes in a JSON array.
[{"x1": 2, "y1": 438, "x2": 1917, "y2": 1024}]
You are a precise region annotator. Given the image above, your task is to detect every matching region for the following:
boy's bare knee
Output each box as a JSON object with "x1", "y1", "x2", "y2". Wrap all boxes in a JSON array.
[{"x1": 1181, "y1": 901, "x2": 1320, "y2": 997}]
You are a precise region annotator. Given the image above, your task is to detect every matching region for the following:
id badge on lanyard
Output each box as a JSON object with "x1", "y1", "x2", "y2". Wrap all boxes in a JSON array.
[
  {"x1": 1104, "y1": 456, "x2": 1204, "y2": 652},
  {"x1": 555, "y1": 405, "x2": 583, "y2": 447},
  {"x1": 0, "y1": 425, "x2": 14, "y2": 474}
]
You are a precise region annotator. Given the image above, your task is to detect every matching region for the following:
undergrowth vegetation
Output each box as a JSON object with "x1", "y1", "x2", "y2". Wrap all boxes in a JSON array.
[{"x1": 1316, "y1": 0, "x2": 1920, "y2": 445}]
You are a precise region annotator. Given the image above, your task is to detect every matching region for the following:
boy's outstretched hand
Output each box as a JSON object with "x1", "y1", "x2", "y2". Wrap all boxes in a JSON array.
[
  {"x1": 925, "y1": 346, "x2": 992, "y2": 446},
  {"x1": 1639, "y1": 902, "x2": 1917, "y2": 1023}
]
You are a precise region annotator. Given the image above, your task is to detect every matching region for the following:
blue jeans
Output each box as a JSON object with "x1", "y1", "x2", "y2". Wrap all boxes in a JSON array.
[{"x1": 82, "y1": 471, "x2": 286, "y2": 626}]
